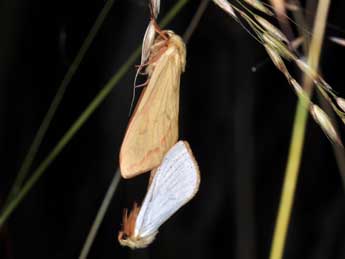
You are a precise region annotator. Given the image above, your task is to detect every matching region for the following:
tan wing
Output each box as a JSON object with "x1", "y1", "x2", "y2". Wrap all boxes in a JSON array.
[{"x1": 119, "y1": 47, "x2": 183, "y2": 178}]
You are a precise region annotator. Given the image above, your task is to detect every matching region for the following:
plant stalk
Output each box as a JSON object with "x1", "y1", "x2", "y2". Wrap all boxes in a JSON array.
[
  {"x1": 79, "y1": 170, "x2": 121, "y2": 259},
  {"x1": 269, "y1": 1, "x2": 331, "y2": 259},
  {"x1": 4, "y1": 0, "x2": 115, "y2": 205}
]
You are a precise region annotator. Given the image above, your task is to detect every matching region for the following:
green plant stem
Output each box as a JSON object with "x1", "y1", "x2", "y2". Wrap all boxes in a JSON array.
[
  {"x1": 4, "y1": 0, "x2": 115, "y2": 205},
  {"x1": 269, "y1": 1, "x2": 331, "y2": 259},
  {"x1": 79, "y1": 170, "x2": 121, "y2": 259},
  {"x1": 183, "y1": 0, "x2": 210, "y2": 43},
  {"x1": 291, "y1": 0, "x2": 345, "y2": 189},
  {"x1": 0, "y1": 0, "x2": 189, "y2": 229},
  {"x1": 0, "y1": 48, "x2": 139, "y2": 229}
]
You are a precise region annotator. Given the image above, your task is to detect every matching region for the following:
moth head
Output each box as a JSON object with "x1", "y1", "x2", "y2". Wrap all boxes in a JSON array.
[
  {"x1": 118, "y1": 203, "x2": 158, "y2": 249},
  {"x1": 164, "y1": 31, "x2": 186, "y2": 72},
  {"x1": 118, "y1": 231, "x2": 157, "y2": 249},
  {"x1": 118, "y1": 231, "x2": 141, "y2": 249}
]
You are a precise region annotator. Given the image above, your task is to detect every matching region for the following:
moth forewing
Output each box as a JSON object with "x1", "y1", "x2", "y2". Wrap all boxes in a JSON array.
[
  {"x1": 118, "y1": 141, "x2": 200, "y2": 249},
  {"x1": 119, "y1": 31, "x2": 186, "y2": 179}
]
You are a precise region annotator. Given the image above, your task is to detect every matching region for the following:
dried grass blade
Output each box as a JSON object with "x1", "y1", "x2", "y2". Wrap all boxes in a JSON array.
[
  {"x1": 151, "y1": 0, "x2": 160, "y2": 18},
  {"x1": 141, "y1": 20, "x2": 156, "y2": 65}
]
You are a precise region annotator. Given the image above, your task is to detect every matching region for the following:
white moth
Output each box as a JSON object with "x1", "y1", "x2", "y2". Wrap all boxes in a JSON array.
[{"x1": 118, "y1": 141, "x2": 200, "y2": 249}]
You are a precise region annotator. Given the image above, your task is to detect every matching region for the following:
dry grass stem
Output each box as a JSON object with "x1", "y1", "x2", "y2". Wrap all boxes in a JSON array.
[
  {"x1": 141, "y1": 21, "x2": 156, "y2": 64},
  {"x1": 269, "y1": 0, "x2": 285, "y2": 15},
  {"x1": 151, "y1": 0, "x2": 160, "y2": 18},
  {"x1": 291, "y1": 36, "x2": 304, "y2": 50},
  {"x1": 285, "y1": 2, "x2": 299, "y2": 11}
]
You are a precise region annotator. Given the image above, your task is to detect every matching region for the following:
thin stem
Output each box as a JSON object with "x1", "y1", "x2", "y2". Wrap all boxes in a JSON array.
[
  {"x1": 292, "y1": 0, "x2": 345, "y2": 190},
  {"x1": 0, "y1": 48, "x2": 139, "y2": 229},
  {"x1": 0, "y1": 0, "x2": 189, "y2": 229},
  {"x1": 4, "y1": 0, "x2": 115, "y2": 204},
  {"x1": 78, "y1": 170, "x2": 121, "y2": 259},
  {"x1": 269, "y1": 1, "x2": 331, "y2": 259},
  {"x1": 268, "y1": 0, "x2": 295, "y2": 41},
  {"x1": 183, "y1": 0, "x2": 210, "y2": 44}
]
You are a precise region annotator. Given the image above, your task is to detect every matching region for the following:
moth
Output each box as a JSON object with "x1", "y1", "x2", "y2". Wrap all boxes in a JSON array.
[
  {"x1": 118, "y1": 141, "x2": 200, "y2": 249},
  {"x1": 119, "y1": 26, "x2": 186, "y2": 179}
]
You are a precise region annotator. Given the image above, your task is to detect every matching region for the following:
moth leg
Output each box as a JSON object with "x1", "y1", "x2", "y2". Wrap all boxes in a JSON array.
[
  {"x1": 135, "y1": 64, "x2": 149, "y2": 75},
  {"x1": 134, "y1": 68, "x2": 148, "y2": 77},
  {"x1": 129, "y1": 66, "x2": 149, "y2": 115},
  {"x1": 129, "y1": 82, "x2": 148, "y2": 115},
  {"x1": 135, "y1": 79, "x2": 149, "y2": 89},
  {"x1": 138, "y1": 71, "x2": 148, "y2": 76},
  {"x1": 129, "y1": 77, "x2": 149, "y2": 115}
]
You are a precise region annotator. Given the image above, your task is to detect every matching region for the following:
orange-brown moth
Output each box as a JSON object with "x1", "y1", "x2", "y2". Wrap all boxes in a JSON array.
[{"x1": 119, "y1": 22, "x2": 186, "y2": 179}]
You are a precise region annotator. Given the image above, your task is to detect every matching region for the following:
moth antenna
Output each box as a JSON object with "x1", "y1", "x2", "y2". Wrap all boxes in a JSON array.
[
  {"x1": 129, "y1": 67, "x2": 142, "y2": 116},
  {"x1": 129, "y1": 61, "x2": 151, "y2": 116}
]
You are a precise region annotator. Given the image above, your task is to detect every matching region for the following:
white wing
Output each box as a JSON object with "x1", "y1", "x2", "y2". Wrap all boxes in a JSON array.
[{"x1": 134, "y1": 141, "x2": 200, "y2": 238}]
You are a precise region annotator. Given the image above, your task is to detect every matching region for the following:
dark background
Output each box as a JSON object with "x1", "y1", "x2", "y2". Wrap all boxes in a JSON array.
[{"x1": 1, "y1": 0, "x2": 345, "y2": 258}]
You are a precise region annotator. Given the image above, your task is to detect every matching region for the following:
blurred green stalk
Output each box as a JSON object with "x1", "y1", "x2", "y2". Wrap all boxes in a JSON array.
[
  {"x1": 269, "y1": 1, "x2": 331, "y2": 259},
  {"x1": 79, "y1": 170, "x2": 121, "y2": 259},
  {"x1": 4, "y1": 0, "x2": 115, "y2": 205}
]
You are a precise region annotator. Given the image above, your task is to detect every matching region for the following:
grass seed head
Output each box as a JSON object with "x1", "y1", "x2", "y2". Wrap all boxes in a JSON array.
[
  {"x1": 310, "y1": 104, "x2": 343, "y2": 147},
  {"x1": 255, "y1": 15, "x2": 289, "y2": 43},
  {"x1": 264, "y1": 44, "x2": 289, "y2": 77},
  {"x1": 262, "y1": 33, "x2": 296, "y2": 60},
  {"x1": 336, "y1": 97, "x2": 345, "y2": 112},
  {"x1": 213, "y1": 0, "x2": 237, "y2": 18},
  {"x1": 243, "y1": 0, "x2": 274, "y2": 16}
]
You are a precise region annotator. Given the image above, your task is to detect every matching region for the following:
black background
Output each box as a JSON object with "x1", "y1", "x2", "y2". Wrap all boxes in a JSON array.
[{"x1": 1, "y1": 0, "x2": 345, "y2": 258}]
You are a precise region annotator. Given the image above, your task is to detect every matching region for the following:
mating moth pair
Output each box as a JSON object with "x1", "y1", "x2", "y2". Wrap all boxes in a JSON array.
[{"x1": 117, "y1": 19, "x2": 200, "y2": 249}]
